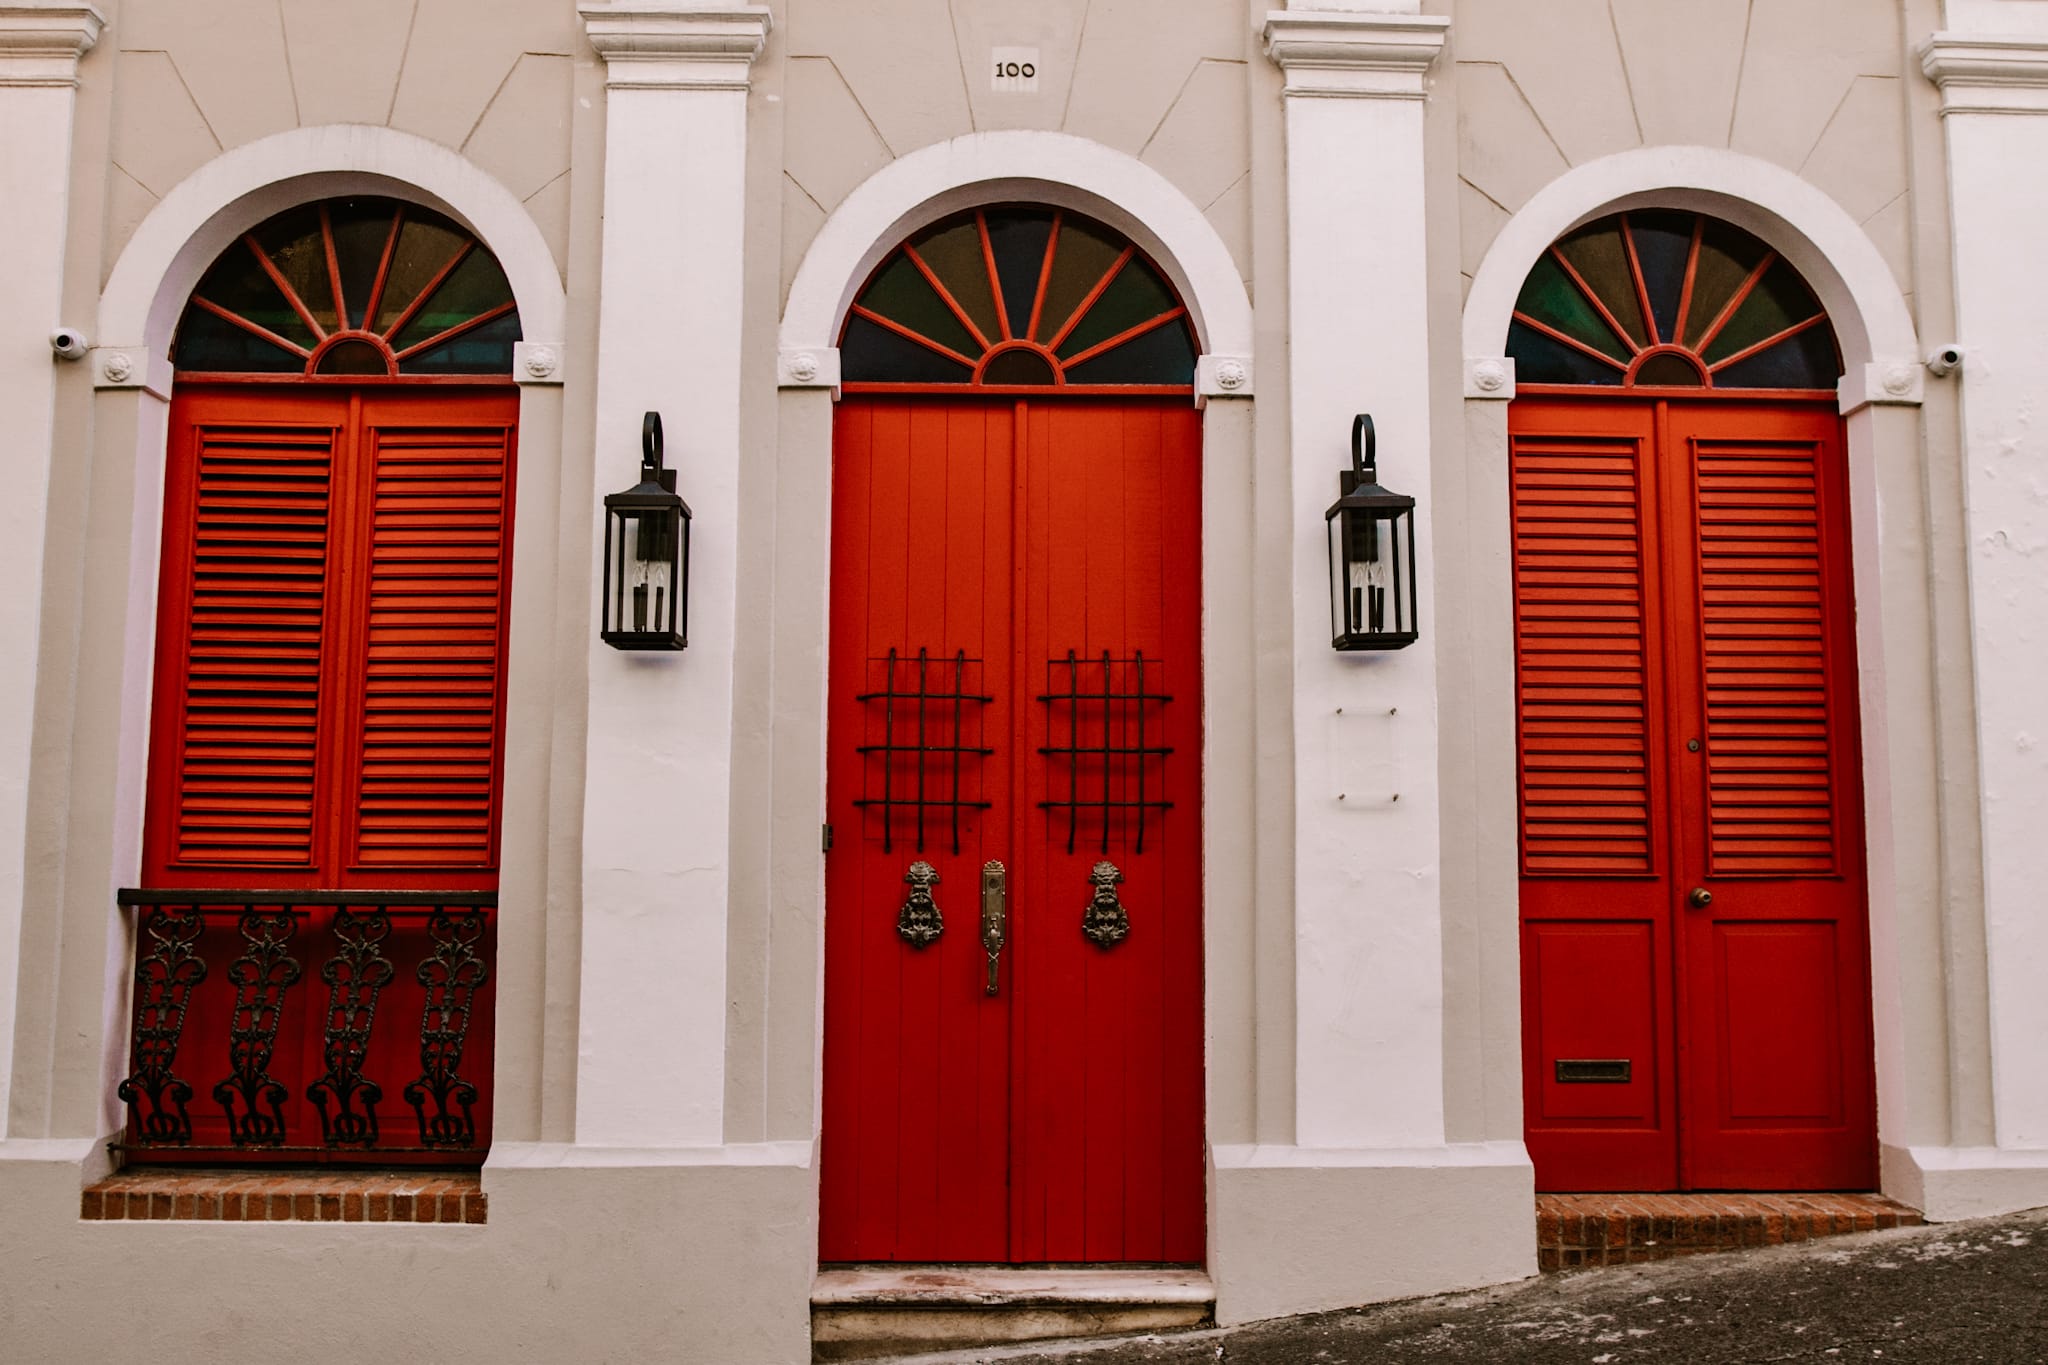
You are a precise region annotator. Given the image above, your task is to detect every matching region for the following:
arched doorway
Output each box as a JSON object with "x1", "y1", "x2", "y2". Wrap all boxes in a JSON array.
[
  {"x1": 1508, "y1": 210, "x2": 1877, "y2": 1191},
  {"x1": 122, "y1": 196, "x2": 519, "y2": 1165},
  {"x1": 819, "y1": 205, "x2": 1206, "y2": 1263}
]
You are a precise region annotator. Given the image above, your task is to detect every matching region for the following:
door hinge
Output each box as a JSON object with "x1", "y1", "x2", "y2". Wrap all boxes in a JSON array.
[{"x1": 821, "y1": 823, "x2": 834, "y2": 853}]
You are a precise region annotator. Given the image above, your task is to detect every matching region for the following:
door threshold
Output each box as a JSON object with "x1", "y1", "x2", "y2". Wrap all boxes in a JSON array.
[{"x1": 811, "y1": 1266, "x2": 1213, "y2": 1360}]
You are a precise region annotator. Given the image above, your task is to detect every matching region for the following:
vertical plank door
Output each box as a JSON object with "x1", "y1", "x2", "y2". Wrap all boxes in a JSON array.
[{"x1": 820, "y1": 398, "x2": 1205, "y2": 1262}]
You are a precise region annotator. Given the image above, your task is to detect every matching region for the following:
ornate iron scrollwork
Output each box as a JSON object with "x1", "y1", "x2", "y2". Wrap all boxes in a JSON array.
[
  {"x1": 214, "y1": 908, "x2": 303, "y2": 1145},
  {"x1": 896, "y1": 860, "x2": 944, "y2": 947},
  {"x1": 1082, "y1": 860, "x2": 1130, "y2": 948},
  {"x1": 118, "y1": 906, "x2": 208, "y2": 1144},
  {"x1": 406, "y1": 907, "x2": 490, "y2": 1149},
  {"x1": 307, "y1": 907, "x2": 396, "y2": 1147}
]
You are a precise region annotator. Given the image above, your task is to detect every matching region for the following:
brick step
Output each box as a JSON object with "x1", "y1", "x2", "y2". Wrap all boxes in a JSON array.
[
  {"x1": 81, "y1": 1169, "x2": 486, "y2": 1224},
  {"x1": 1537, "y1": 1192, "x2": 1922, "y2": 1271}
]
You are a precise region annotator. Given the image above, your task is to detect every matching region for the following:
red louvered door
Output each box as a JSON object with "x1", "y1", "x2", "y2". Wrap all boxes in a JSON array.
[
  {"x1": 819, "y1": 398, "x2": 1205, "y2": 1263},
  {"x1": 1512, "y1": 396, "x2": 1874, "y2": 1191},
  {"x1": 141, "y1": 384, "x2": 515, "y2": 1155}
]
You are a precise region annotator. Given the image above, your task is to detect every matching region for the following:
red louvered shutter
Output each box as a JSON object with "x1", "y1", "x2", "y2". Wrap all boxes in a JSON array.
[
  {"x1": 1690, "y1": 435, "x2": 1839, "y2": 875},
  {"x1": 145, "y1": 387, "x2": 517, "y2": 891},
  {"x1": 1511, "y1": 409, "x2": 1663, "y2": 877},
  {"x1": 343, "y1": 403, "x2": 513, "y2": 875}
]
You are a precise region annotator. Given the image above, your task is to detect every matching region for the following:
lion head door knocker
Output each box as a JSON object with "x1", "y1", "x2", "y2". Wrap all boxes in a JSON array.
[
  {"x1": 1081, "y1": 860, "x2": 1130, "y2": 948},
  {"x1": 897, "y1": 860, "x2": 943, "y2": 947}
]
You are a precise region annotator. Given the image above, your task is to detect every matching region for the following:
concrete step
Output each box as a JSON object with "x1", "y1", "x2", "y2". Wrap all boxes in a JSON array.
[
  {"x1": 810, "y1": 1266, "x2": 1213, "y2": 1361},
  {"x1": 1537, "y1": 1191, "x2": 1924, "y2": 1270}
]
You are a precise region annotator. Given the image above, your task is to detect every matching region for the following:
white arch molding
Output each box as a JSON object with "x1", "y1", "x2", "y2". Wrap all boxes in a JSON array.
[
  {"x1": 98, "y1": 124, "x2": 566, "y2": 383},
  {"x1": 778, "y1": 130, "x2": 1254, "y2": 392},
  {"x1": 1456, "y1": 143, "x2": 1936, "y2": 1212},
  {"x1": 1462, "y1": 146, "x2": 1922, "y2": 407}
]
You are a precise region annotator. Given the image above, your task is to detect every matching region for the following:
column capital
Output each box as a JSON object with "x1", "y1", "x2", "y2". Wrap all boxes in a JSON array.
[
  {"x1": 578, "y1": 3, "x2": 771, "y2": 91},
  {"x1": 1262, "y1": 10, "x2": 1448, "y2": 100},
  {"x1": 1922, "y1": 32, "x2": 2048, "y2": 114},
  {"x1": 0, "y1": 3, "x2": 104, "y2": 88}
]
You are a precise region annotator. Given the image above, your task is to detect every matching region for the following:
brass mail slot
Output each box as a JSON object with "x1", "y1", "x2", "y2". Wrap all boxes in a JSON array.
[{"x1": 1554, "y1": 1059, "x2": 1631, "y2": 1084}]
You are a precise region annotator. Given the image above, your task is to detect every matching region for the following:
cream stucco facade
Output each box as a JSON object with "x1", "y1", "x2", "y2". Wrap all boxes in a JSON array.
[{"x1": 1, "y1": 1, "x2": 2044, "y2": 1360}]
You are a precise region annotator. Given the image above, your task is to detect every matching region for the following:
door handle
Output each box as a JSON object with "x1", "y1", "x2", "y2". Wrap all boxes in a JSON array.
[
  {"x1": 1688, "y1": 886, "x2": 1713, "y2": 909},
  {"x1": 981, "y1": 860, "x2": 1007, "y2": 995}
]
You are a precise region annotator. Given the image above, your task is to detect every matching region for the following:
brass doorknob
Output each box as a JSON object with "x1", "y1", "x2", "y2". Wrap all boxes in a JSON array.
[{"x1": 1688, "y1": 887, "x2": 1713, "y2": 909}]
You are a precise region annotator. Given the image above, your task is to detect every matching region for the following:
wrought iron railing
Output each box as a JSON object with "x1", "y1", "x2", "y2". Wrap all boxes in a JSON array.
[{"x1": 115, "y1": 889, "x2": 495, "y2": 1163}]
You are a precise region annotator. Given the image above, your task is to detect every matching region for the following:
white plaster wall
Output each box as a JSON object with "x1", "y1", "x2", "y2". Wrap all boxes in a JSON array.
[
  {"x1": 0, "y1": 9, "x2": 101, "y2": 1138},
  {"x1": 1942, "y1": 91, "x2": 2048, "y2": 1151}
]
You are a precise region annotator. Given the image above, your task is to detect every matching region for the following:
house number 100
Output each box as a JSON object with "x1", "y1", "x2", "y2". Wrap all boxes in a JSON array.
[{"x1": 995, "y1": 60, "x2": 1035, "y2": 78}]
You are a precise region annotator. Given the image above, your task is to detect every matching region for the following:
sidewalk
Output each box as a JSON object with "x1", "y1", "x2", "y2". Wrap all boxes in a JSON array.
[{"x1": 886, "y1": 1206, "x2": 2048, "y2": 1364}]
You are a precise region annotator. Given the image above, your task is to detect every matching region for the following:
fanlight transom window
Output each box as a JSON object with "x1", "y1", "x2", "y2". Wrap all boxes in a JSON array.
[
  {"x1": 1507, "y1": 210, "x2": 1841, "y2": 391},
  {"x1": 840, "y1": 205, "x2": 1198, "y2": 391},
  {"x1": 172, "y1": 196, "x2": 521, "y2": 377}
]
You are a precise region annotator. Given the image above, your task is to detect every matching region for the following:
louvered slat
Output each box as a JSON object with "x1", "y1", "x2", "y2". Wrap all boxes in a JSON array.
[
  {"x1": 1695, "y1": 442, "x2": 1837, "y2": 874},
  {"x1": 1513, "y1": 438, "x2": 1655, "y2": 875},
  {"x1": 174, "y1": 429, "x2": 334, "y2": 865},
  {"x1": 352, "y1": 429, "x2": 509, "y2": 867}
]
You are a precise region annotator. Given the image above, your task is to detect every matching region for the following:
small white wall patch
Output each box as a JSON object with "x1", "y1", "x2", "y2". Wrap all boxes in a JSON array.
[{"x1": 991, "y1": 47, "x2": 1039, "y2": 94}]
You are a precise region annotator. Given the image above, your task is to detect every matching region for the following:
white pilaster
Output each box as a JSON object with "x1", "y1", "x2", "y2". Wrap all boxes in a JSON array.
[
  {"x1": 575, "y1": 3, "x2": 769, "y2": 1147},
  {"x1": 0, "y1": 3, "x2": 103, "y2": 1139},
  {"x1": 1266, "y1": 9, "x2": 1449, "y2": 1150},
  {"x1": 1922, "y1": 29, "x2": 2048, "y2": 1200}
]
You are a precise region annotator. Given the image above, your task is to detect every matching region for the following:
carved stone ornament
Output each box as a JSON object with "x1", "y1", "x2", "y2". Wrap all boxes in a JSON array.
[
  {"x1": 1882, "y1": 363, "x2": 1916, "y2": 397},
  {"x1": 786, "y1": 350, "x2": 819, "y2": 383},
  {"x1": 897, "y1": 860, "x2": 943, "y2": 948},
  {"x1": 99, "y1": 350, "x2": 133, "y2": 384},
  {"x1": 1081, "y1": 860, "x2": 1130, "y2": 948},
  {"x1": 523, "y1": 345, "x2": 558, "y2": 380},
  {"x1": 1471, "y1": 360, "x2": 1507, "y2": 392},
  {"x1": 1214, "y1": 358, "x2": 1247, "y2": 391}
]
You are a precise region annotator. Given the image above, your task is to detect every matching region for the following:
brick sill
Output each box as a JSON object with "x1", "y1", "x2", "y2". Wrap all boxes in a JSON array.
[
  {"x1": 82, "y1": 1170, "x2": 485, "y2": 1224},
  {"x1": 1536, "y1": 1192, "x2": 1921, "y2": 1271}
]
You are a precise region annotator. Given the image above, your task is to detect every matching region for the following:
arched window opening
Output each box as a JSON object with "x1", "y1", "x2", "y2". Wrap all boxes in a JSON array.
[
  {"x1": 172, "y1": 197, "x2": 520, "y2": 379},
  {"x1": 120, "y1": 196, "x2": 520, "y2": 1170},
  {"x1": 1507, "y1": 210, "x2": 1840, "y2": 393},
  {"x1": 840, "y1": 205, "x2": 1198, "y2": 393}
]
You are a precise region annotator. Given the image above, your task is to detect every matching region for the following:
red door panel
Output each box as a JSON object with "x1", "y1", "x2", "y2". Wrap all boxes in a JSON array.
[
  {"x1": 820, "y1": 398, "x2": 1204, "y2": 1263},
  {"x1": 1512, "y1": 396, "x2": 1875, "y2": 1192}
]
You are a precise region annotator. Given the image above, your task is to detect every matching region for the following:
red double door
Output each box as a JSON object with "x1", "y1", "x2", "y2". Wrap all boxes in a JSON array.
[
  {"x1": 820, "y1": 398, "x2": 1205, "y2": 1263},
  {"x1": 1513, "y1": 396, "x2": 1877, "y2": 1191}
]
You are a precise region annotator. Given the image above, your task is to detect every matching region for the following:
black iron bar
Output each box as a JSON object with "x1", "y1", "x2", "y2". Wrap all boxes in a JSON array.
[{"x1": 119, "y1": 889, "x2": 497, "y2": 908}]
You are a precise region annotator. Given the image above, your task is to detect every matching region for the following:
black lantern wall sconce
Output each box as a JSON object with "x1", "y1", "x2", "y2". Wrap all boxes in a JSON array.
[
  {"x1": 601, "y1": 411, "x2": 692, "y2": 651},
  {"x1": 1326, "y1": 413, "x2": 1418, "y2": 650}
]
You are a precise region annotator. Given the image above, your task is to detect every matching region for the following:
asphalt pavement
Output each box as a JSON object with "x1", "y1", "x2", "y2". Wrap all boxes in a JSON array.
[{"x1": 890, "y1": 1206, "x2": 2048, "y2": 1365}]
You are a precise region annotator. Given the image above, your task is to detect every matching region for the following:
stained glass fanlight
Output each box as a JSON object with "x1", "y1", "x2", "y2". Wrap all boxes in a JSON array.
[
  {"x1": 172, "y1": 197, "x2": 520, "y2": 377},
  {"x1": 1506, "y1": 211, "x2": 1841, "y2": 391},
  {"x1": 839, "y1": 205, "x2": 1198, "y2": 391}
]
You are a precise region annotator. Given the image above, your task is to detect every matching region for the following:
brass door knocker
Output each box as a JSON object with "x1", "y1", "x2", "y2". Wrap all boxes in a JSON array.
[
  {"x1": 1081, "y1": 860, "x2": 1130, "y2": 947},
  {"x1": 897, "y1": 860, "x2": 943, "y2": 947}
]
